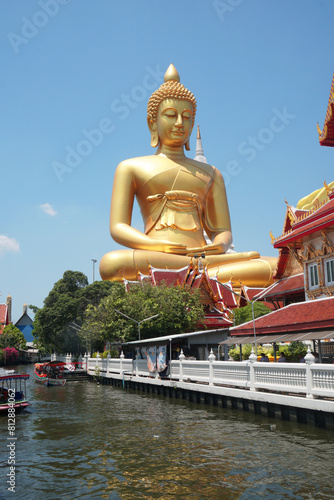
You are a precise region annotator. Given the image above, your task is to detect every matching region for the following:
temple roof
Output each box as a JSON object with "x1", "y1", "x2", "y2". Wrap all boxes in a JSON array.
[
  {"x1": 0, "y1": 304, "x2": 8, "y2": 335},
  {"x1": 203, "y1": 309, "x2": 233, "y2": 328},
  {"x1": 230, "y1": 296, "x2": 334, "y2": 336},
  {"x1": 148, "y1": 265, "x2": 190, "y2": 287},
  {"x1": 124, "y1": 263, "x2": 239, "y2": 326},
  {"x1": 318, "y1": 72, "x2": 334, "y2": 147},
  {"x1": 253, "y1": 274, "x2": 304, "y2": 301},
  {"x1": 270, "y1": 202, "x2": 305, "y2": 279},
  {"x1": 210, "y1": 278, "x2": 238, "y2": 308},
  {"x1": 273, "y1": 189, "x2": 334, "y2": 248}
]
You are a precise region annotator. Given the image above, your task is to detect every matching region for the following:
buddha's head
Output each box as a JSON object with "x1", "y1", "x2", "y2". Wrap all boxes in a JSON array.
[{"x1": 147, "y1": 64, "x2": 197, "y2": 150}]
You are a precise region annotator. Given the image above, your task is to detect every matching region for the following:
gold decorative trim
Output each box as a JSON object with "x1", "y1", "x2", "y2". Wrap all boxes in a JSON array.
[
  {"x1": 321, "y1": 231, "x2": 334, "y2": 255},
  {"x1": 302, "y1": 242, "x2": 321, "y2": 260},
  {"x1": 306, "y1": 289, "x2": 323, "y2": 300},
  {"x1": 287, "y1": 245, "x2": 303, "y2": 264},
  {"x1": 324, "y1": 284, "x2": 334, "y2": 297},
  {"x1": 318, "y1": 258, "x2": 325, "y2": 287}
]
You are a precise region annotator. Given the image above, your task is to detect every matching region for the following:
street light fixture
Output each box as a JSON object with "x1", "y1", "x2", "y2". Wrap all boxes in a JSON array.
[{"x1": 114, "y1": 309, "x2": 159, "y2": 341}]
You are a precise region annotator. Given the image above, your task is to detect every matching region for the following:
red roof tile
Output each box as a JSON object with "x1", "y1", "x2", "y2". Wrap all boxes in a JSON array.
[
  {"x1": 255, "y1": 274, "x2": 304, "y2": 300},
  {"x1": 0, "y1": 304, "x2": 8, "y2": 335},
  {"x1": 210, "y1": 279, "x2": 238, "y2": 308},
  {"x1": 230, "y1": 296, "x2": 334, "y2": 335},
  {"x1": 150, "y1": 266, "x2": 191, "y2": 287}
]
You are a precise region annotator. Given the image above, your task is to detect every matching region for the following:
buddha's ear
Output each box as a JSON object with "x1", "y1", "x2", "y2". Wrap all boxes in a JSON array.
[
  {"x1": 147, "y1": 117, "x2": 159, "y2": 148},
  {"x1": 185, "y1": 122, "x2": 194, "y2": 151}
]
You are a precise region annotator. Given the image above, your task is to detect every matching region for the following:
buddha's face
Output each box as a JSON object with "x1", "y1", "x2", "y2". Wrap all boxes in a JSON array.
[{"x1": 156, "y1": 99, "x2": 194, "y2": 148}]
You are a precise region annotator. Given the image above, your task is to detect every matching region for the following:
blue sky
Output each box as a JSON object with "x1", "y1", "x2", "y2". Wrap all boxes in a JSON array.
[{"x1": 1, "y1": 0, "x2": 333, "y2": 323}]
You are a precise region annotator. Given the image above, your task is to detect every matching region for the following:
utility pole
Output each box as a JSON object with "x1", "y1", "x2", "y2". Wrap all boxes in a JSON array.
[{"x1": 91, "y1": 259, "x2": 97, "y2": 283}]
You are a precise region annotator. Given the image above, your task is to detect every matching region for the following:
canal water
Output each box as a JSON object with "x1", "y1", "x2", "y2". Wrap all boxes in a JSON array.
[{"x1": 1, "y1": 364, "x2": 333, "y2": 500}]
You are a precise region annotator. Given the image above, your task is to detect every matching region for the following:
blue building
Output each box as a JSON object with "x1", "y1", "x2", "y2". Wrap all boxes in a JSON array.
[{"x1": 15, "y1": 304, "x2": 34, "y2": 343}]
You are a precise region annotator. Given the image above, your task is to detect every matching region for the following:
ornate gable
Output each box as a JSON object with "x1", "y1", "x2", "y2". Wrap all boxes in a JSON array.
[{"x1": 318, "y1": 72, "x2": 334, "y2": 147}]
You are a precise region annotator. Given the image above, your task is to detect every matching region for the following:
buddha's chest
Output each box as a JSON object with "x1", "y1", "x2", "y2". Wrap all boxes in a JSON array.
[{"x1": 137, "y1": 163, "x2": 212, "y2": 201}]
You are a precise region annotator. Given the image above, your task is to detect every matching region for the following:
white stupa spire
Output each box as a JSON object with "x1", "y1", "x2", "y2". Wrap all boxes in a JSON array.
[
  {"x1": 194, "y1": 125, "x2": 207, "y2": 163},
  {"x1": 193, "y1": 125, "x2": 236, "y2": 253}
]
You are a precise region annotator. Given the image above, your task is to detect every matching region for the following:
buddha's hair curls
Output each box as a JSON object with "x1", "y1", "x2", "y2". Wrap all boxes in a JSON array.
[{"x1": 147, "y1": 81, "x2": 197, "y2": 122}]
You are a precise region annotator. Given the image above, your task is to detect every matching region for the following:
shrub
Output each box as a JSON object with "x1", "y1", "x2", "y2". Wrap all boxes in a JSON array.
[
  {"x1": 93, "y1": 349, "x2": 119, "y2": 358},
  {"x1": 102, "y1": 348, "x2": 119, "y2": 358},
  {"x1": 229, "y1": 342, "x2": 307, "y2": 362},
  {"x1": 229, "y1": 344, "x2": 254, "y2": 361},
  {"x1": 3, "y1": 347, "x2": 19, "y2": 364}
]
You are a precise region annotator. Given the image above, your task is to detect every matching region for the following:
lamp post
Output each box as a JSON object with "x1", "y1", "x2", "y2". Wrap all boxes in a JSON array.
[
  {"x1": 114, "y1": 309, "x2": 159, "y2": 341},
  {"x1": 91, "y1": 259, "x2": 97, "y2": 283},
  {"x1": 216, "y1": 280, "x2": 262, "y2": 355},
  {"x1": 69, "y1": 321, "x2": 87, "y2": 354}
]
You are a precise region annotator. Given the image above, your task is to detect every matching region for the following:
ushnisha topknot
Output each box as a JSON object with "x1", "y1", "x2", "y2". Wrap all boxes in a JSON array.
[{"x1": 147, "y1": 64, "x2": 197, "y2": 122}]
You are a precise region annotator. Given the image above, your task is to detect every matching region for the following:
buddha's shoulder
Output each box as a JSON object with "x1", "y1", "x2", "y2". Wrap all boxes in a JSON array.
[
  {"x1": 185, "y1": 157, "x2": 220, "y2": 176},
  {"x1": 116, "y1": 155, "x2": 159, "y2": 171}
]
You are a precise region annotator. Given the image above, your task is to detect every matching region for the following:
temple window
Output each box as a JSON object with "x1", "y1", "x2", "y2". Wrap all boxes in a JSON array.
[
  {"x1": 308, "y1": 263, "x2": 319, "y2": 289},
  {"x1": 325, "y1": 258, "x2": 334, "y2": 285}
]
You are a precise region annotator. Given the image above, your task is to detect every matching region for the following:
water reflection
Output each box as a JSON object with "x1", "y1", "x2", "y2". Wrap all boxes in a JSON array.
[{"x1": 0, "y1": 364, "x2": 333, "y2": 499}]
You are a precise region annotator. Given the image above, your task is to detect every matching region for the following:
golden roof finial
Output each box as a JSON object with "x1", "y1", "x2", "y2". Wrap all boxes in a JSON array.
[
  {"x1": 197, "y1": 125, "x2": 201, "y2": 139},
  {"x1": 324, "y1": 180, "x2": 330, "y2": 195},
  {"x1": 284, "y1": 198, "x2": 296, "y2": 222},
  {"x1": 270, "y1": 230, "x2": 275, "y2": 244},
  {"x1": 164, "y1": 64, "x2": 180, "y2": 83},
  {"x1": 317, "y1": 122, "x2": 322, "y2": 138}
]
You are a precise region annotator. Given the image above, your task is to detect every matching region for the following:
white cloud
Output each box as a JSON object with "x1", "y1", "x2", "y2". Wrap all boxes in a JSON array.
[
  {"x1": 0, "y1": 235, "x2": 20, "y2": 256},
  {"x1": 40, "y1": 203, "x2": 57, "y2": 216}
]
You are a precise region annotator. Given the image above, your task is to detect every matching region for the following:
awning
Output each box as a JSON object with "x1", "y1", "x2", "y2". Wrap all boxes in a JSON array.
[
  {"x1": 220, "y1": 336, "x2": 253, "y2": 345},
  {"x1": 128, "y1": 328, "x2": 229, "y2": 347},
  {"x1": 220, "y1": 330, "x2": 334, "y2": 345},
  {"x1": 220, "y1": 334, "x2": 290, "y2": 345}
]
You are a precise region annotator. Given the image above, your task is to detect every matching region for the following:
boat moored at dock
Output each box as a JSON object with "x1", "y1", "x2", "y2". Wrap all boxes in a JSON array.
[
  {"x1": 34, "y1": 361, "x2": 66, "y2": 386},
  {"x1": 0, "y1": 369, "x2": 31, "y2": 413}
]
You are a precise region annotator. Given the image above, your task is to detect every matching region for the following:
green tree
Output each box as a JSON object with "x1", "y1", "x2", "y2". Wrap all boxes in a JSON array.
[
  {"x1": 81, "y1": 281, "x2": 205, "y2": 348},
  {"x1": 286, "y1": 341, "x2": 307, "y2": 362},
  {"x1": 233, "y1": 302, "x2": 272, "y2": 326},
  {"x1": 0, "y1": 324, "x2": 27, "y2": 350},
  {"x1": 31, "y1": 271, "x2": 115, "y2": 353}
]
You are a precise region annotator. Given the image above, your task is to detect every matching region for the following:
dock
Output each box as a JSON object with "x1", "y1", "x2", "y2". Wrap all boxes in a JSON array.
[{"x1": 80, "y1": 350, "x2": 334, "y2": 430}]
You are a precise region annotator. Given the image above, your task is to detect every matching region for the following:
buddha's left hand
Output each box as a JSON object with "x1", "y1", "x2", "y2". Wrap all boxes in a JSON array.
[
  {"x1": 186, "y1": 243, "x2": 227, "y2": 256},
  {"x1": 185, "y1": 232, "x2": 232, "y2": 255}
]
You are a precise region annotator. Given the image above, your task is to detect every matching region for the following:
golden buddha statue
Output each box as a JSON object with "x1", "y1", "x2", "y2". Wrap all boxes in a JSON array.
[
  {"x1": 100, "y1": 64, "x2": 277, "y2": 287},
  {"x1": 296, "y1": 180, "x2": 334, "y2": 210}
]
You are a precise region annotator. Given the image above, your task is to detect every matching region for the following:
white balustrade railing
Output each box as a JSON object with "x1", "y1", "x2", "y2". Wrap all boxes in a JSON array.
[
  {"x1": 212, "y1": 361, "x2": 251, "y2": 388},
  {"x1": 50, "y1": 353, "x2": 83, "y2": 368},
  {"x1": 253, "y1": 363, "x2": 307, "y2": 393},
  {"x1": 58, "y1": 348, "x2": 334, "y2": 400},
  {"x1": 134, "y1": 359, "x2": 151, "y2": 377},
  {"x1": 310, "y1": 364, "x2": 334, "y2": 397}
]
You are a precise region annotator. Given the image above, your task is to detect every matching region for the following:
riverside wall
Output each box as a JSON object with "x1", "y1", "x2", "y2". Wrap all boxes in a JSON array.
[{"x1": 86, "y1": 366, "x2": 334, "y2": 430}]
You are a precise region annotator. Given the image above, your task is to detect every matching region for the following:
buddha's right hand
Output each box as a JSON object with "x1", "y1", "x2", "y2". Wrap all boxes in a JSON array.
[{"x1": 143, "y1": 238, "x2": 188, "y2": 254}]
